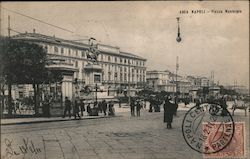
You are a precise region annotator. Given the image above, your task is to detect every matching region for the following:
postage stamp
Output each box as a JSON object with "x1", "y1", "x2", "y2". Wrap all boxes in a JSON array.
[
  {"x1": 182, "y1": 103, "x2": 235, "y2": 154},
  {"x1": 204, "y1": 122, "x2": 245, "y2": 158}
]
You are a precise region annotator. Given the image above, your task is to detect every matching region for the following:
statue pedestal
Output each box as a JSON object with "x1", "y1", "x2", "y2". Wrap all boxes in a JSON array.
[
  {"x1": 84, "y1": 63, "x2": 102, "y2": 86},
  {"x1": 82, "y1": 63, "x2": 115, "y2": 102}
]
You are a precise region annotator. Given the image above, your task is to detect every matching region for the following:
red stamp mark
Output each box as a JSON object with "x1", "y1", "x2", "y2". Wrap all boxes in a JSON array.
[{"x1": 204, "y1": 122, "x2": 245, "y2": 158}]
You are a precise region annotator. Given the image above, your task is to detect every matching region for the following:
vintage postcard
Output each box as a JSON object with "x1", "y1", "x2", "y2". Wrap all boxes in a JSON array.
[{"x1": 0, "y1": 1, "x2": 249, "y2": 159}]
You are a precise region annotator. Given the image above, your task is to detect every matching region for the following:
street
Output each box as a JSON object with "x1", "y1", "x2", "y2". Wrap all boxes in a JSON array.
[{"x1": 1, "y1": 106, "x2": 249, "y2": 159}]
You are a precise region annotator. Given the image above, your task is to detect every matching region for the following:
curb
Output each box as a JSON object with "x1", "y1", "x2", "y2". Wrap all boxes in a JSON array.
[{"x1": 1, "y1": 115, "x2": 122, "y2": 126}]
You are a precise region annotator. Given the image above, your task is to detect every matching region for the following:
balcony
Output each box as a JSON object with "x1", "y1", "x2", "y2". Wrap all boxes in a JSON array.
[{"x1": 46, "y1": 61, "x2": 77, "y2": 72}]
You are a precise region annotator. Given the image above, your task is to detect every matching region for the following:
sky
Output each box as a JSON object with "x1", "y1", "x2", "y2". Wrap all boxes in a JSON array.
[{"x1": 0, "y1": 1, "x2": 249, "y2": 87}]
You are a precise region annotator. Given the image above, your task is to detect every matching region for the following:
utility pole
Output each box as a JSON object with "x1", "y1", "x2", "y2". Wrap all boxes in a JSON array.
[
  {"x1": 95, "y1": 83, "x2": 98, "y2": 103},
  {"x1": 176, "y1": 56, "x2": 179, "y2": 94},
  {"x1": 0, "y1": 4, "x2": 2, "y2": 37},
  {"x1": 128, "y1": 60, "x2": 131, "y2": 105},
  {"x1": 8, "y1": 15, "x2": 10, "y2": 37},
  {"x1": 176, "y1": 17, "x2": 181, "y2": 97},
  {"x1": 176, "y1": 17, "x2": 181, "y2": 43}
]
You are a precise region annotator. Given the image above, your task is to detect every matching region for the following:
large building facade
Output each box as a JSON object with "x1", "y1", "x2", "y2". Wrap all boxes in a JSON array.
[
  {"x1": 146, "y1": 70, "x2": 176, "y2": 93},
  {"x1": 11, "y1": 32, "x2": 147, "y2": 101}
]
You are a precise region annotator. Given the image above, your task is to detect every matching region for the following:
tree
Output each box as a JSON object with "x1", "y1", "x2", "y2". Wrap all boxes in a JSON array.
[{"x1": 0, "y1": 37, "x2": 57, "y2": 116}]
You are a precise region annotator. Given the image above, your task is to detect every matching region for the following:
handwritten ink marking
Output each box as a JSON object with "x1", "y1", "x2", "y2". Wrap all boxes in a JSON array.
[{"x1": 4, "y1": 138, "x2": 41, "y2": 157}]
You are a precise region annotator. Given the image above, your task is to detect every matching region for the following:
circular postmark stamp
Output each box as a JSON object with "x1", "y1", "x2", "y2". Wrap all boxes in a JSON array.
[{"x1": 182, "y1": 103, "x2": 235, "y2": 154}]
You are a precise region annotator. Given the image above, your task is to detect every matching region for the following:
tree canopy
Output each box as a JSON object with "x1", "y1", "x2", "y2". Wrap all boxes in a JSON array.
[
  {"x1": 0, "y1": 37, "x2": 63, "y2": 85},
  {"x1": 0, "y1": 37, "x2": 47, "y2": 84}
]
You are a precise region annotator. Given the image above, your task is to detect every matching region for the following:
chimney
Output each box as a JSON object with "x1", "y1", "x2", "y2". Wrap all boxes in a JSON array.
[
  {"x1": 33, "y1": 29, "x2": 36, "y2": 33},
  {"x1": 25, "y1": 31, "x2": 28, "y2": 34}
]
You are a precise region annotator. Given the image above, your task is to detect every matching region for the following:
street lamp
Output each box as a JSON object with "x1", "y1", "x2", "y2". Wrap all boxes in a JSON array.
[
  {"x1": 128, "y1": 60, "x2": 131, "y2": 105},
  {"x1": 176, "y1": 17, "x2": 182, "y2": 43}
]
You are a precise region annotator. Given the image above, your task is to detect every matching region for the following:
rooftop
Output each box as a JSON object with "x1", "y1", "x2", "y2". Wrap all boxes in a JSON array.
[{"x1": 12, "y1": 32, "x2": 146, "y2": 61}]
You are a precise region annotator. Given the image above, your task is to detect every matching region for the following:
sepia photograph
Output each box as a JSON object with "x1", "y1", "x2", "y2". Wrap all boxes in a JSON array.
[{"x1": 0, "y1": 1, "x2": 249, "y2": 159}]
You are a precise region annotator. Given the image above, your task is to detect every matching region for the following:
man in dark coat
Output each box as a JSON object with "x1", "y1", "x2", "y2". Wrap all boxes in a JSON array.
[
  {"x1": 86, "y1": 103, "x2": 91, "y2": 116},
  {"x1": 163, "y1": 97, "x2": 176, "y2": 129},
  {"x1": 130, "y1": 98, "x2": 135, "y2": 116},
  {"x1": 80, "y1": 100, "x2": 85, "y2": 117},
  {"x1": 136, "y1": 100, "x2": 142, "y2": 117},
  {"x1": 63, "y1": 97, "x2": 71, "y2": 118},
  {"x1": 73, "y1": 98, "x2": 81, "y2": 119},
  {"x1": 108, "y1": 101, "x2": 115, "y2": 116},
  {"x1": 102, "y1": 100, "x2": 107, "y2": 116}
]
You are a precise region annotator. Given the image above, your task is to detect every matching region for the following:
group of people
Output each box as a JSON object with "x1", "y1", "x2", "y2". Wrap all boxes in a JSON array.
[
  {"x1": 63, "y1": 97, "x2": 115, "y2": 119},
  {"x1": 130, "y1": 98, "x2": 143, "y2": 117}
]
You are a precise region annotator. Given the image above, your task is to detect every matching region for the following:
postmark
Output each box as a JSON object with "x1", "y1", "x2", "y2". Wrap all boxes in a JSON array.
[{"x1": 182, "y1": 103, "x2": 235, "y2": 154}]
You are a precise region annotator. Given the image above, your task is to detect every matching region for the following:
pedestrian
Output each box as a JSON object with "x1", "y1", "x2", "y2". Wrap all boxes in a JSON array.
[
  {"x1": 163, "y1": 97, "x2": 176, "y2": 129},
  {"x1": 136, "y1": 100, "x2": 141, "y2": 117},
  {"x1": 92, "y1": 102, "x2": 99, "y2": 116},
  {"x1": 130, "y1": 98, "x2": 135, "y2": 116},
  {"x1": 149, "y1": 99, "x2": 153, "y2": 112},
  {"x1": 15, "y1": 99, "x2": 21, "y2": 114},
  {"x1": 108, "y1": 101, "x2": 115, "y2": 116},
  {"x1": 220, "y1": 96, "x2": 228, "y2": 116},
  {"x1": 119, "y1": 99, "x2": 121, "y2": 108},
  {"x1": 195, "y1": 98, "x2": 201, "y2": 109},
  {"x1": 80, "y1": 99, "x2": 85, "y2": 117},
  {"x1": 102, "y1": 100, "x2": 107, "y2": 116},
  {"x1": 86, "y1": 103, "x2": 91, "y2": 116},
  {"x1": 43, "y1": 97, "x2": 51, "y2": 117},
  {"x1": 63, "y1": 97, "x2": 71, "y2": 118},
  {"x1": 74, "y1": 98, "x2": 81, "y2": 119},
  {"x1": 98, "y1": 101, "x2": 103, "y2": 113}
]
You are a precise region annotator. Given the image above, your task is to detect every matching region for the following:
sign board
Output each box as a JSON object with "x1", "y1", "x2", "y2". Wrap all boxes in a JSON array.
[{"x1": 97, "y1": 44, "x2": 120, "y2": 54}]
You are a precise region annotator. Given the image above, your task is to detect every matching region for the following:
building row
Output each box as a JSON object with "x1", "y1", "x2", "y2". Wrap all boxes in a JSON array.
[
  {"x1": 11, "y1": 31, "x2": 147, "y2": 101},
  {"x1": 5, "y1": 32, "x2": 247, "y2": 103},
  {"x1": 146, "y1": 70, "x2": 220, "y2": 99}
]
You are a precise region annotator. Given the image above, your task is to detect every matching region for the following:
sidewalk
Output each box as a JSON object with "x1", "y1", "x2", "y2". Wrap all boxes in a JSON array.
[{"x1": 1, "y1": 104, "x2": 130, "y2": 126}]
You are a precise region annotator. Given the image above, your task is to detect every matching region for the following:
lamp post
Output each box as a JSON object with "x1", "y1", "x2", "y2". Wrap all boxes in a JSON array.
[
  {"x1": 176, "y1": 17, "x2": 181, "y2": 43},
  {"x1": 176, "y1": 56, "x2": 179, "y2": 95},
  {"x1": 95, "y1": 83, "x2": 98, "y2": 104},
  {"x1": 128, "y1": 60, "x2": 131, "y2": 105}
]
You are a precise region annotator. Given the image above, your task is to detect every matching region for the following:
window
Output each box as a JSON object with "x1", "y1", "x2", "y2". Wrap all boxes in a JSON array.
[
  {"x1": 120, "y1": 73, "x2": 123, "y2": 81},
  {"x1": 108, "y1": 56, "x2": 111, "y2": 61},
  {"x1": 101, "y1": 54, "x2": 103, "y2": 61},
  {"x1": 76, "y1": 50, "x2": 78, "y2": 57},
  {"x1": 81, "y1": 51, "x2": 85, "y2": 58},
  {"x1": 108, "y1": 72, "x2": 111, "y2": 81},
  {"x1": 68, "y1": 49, "x2": 71, "y2": 56},
  {"x1": 124, "y1": 59, "x2": 127, "y2": 63},
  {"x1": 75, "y1": 61, "x2": 78, "y2": 67},
  {"x1": 124, "y1": 73, "x2": 127, "y2": 81},
  {"x1": 94, "y1": 74, "x2": 101, "y2": 83},
  {"x1": 61, "y1": 48, "x2": 64, "y2": 54},
  {"x1": 115, "y1": 57, "x2": 117, "y2": 63},
  {"x1": 54, "y1": 46, "x2": 58, "y2": 53}
]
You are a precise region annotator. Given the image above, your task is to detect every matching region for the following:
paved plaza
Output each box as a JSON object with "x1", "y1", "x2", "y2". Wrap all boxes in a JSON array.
[{"x1": 1, "y1": 105, "x2": 249, "y2": 159}]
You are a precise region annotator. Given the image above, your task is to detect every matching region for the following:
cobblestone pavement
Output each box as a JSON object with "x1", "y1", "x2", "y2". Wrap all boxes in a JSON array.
[{"x1": 1, "y1": 108, "x2": 249, "y2": 159}]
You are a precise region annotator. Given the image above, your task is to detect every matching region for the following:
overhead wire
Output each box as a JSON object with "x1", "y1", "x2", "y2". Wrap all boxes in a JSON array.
[{"x1": 1, "y1": 7, "x2": 74, "y2": 33}]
